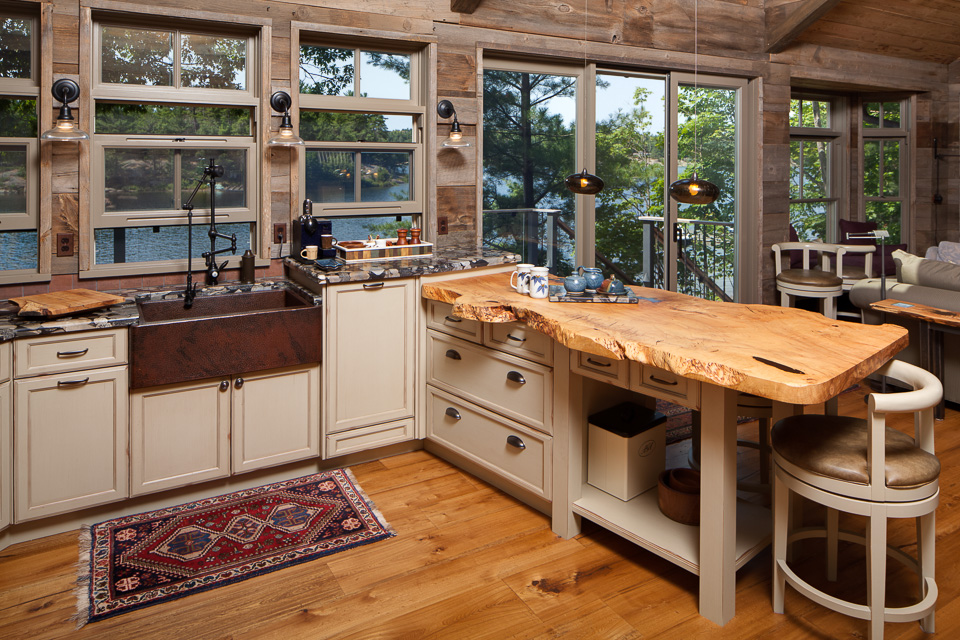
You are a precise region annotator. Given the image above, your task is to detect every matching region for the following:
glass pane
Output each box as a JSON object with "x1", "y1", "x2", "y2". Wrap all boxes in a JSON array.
[
  {"x1": 180, "y1": 33, "x2": 246, "y2": 90},
  {"x1": 810, "y1": 100, "x2": 830, "y2": 128},
  {"x1": 299, "y1": 112, "x2": 414, "y2": 143},
  {"x1": 482, "y1": 69, "x2": 577, "y2": 273},
  {"x1": 0, "y1": 17, "x2": 31, "y2": 79},
  {"x1": 299, "y1": 45, "x2": 353, "y2": 96},
  {"x1": 0, "y1": 145, "x2": 27, "y2": 213},
  {"x1": 328, "y1": 215, "x2": 416, "y2": 243},
  {"x1": 595, "y1": 73, "x2": 666, "y2": 287},
  {"x1": 863, "y1": 140, "x2": 881, "y2": 197},
  {"x1": 0, "y1": 230, "x2": 36, "y2": 270},
  {"x1": 304, "y1": 149, "x2": 355, "y2": 203},
  {"x1": 865, "y1": 201, "x2": 901, "y2": 244},
  {"x1": 181, "y1": 149, "x2": 247, "y2": 210},
  {"x1": 882, "y1": 101, "x2": 901, "y2": 128},
  {"x1": 800, "y1": 140, "x2": 829, "y2": 198},
  {"x1": 676, "y1": 85, "x2": 737, "y2": 301},
  {"x1": 94, "y1": 223, "x2": 251, "y2": 264},
  {"x1": 789, "y1": 99, "x2": 801, "y2": 128},
  {"x1": 862, "y1": 102, "x2": 880, "y2": 128},
  {"x1": 0, "y1": 97, "x2": 36, "y2": 137},
  {"x1": 101, "y1": 26, "x2": 173, "y2": 86},
  {"x1": 882, "y1": 140, "x2": 900, "y2": 196},
  {"x1": 791, "y1": 99, "x2": 829, "y2": 128},
  {"x1": 95, "y1": 103, "x2": 251, "y2": 136},
  {"x1": 359, "y1": 51, "x2": 410, "y2": 100},
  {"x1": 104, "y1": 148, "x2": 175, "y2": 211},
  {"x1": 789, "y1": 141, "x2": 801, "y2": 199},
  {"x1": 360, "y1": 152, "x2": 410, "y2": 202},
  {"x1": 790, "y1": 202, "x2": 827, "y2": 242}
]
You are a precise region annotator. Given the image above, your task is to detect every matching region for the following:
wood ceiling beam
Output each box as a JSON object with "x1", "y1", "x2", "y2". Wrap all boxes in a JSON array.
[
  {"x1": 766, "y1": 0, "x2": 844, "y2": 54},
  {"x1": 451, "y1": 0, "x2": 483, "y2": 14}
]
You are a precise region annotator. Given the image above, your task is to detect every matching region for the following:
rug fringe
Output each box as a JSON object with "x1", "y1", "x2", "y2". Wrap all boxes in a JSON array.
[
  {"x1": 342, "y1": 467, "x2": 397, "y2": 536},
  {"x1": 71, "y1": 525, "x2": 93, "y2": 629}
]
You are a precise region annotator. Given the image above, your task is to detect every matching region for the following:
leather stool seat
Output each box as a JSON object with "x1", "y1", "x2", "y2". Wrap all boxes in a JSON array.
[
  {"x1": 776, "y1": 268, "x2": 842, "y2": 288},
  {"x1": 772, "y1": 414, "x2": 940, "y2": 489}
]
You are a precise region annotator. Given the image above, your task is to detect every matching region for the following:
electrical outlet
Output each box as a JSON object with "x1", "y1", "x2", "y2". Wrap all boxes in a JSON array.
[
  {"x1": 437, "y1": 216, "x2": 449, "y2": 235},
  {"x1": 273, "y1": 223, "x2": 287, "y2": 244},
  {"x1": 56, "y1": 233, "x2": 75, "y2": 257}
]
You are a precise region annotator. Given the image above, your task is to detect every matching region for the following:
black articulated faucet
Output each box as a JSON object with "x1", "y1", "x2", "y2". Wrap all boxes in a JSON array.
[{"x1": 182, "y1": 159, "x2": 238, "y2": 308}]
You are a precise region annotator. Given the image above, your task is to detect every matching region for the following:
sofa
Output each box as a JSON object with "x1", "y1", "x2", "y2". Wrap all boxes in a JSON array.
[{"x1": 850, "y1": 244, "x2": 960, "y2": 403}]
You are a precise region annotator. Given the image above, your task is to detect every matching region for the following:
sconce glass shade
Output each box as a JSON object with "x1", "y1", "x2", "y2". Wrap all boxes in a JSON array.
[
  {"x1": 565, "y1": 168, "x2": 604, "y2": 195},
  {"x1": 441, "y1": 116, "x2": 471, "y2": 148},
  {"x1": 40, "y1": 79, "x2": 89, "y2": 142},
  {"x1": 669, "y1": 172, "x2": 719, "y2": 204},
  {"x1": 267, "y1": 91, "x2": 304, "y2": 147}
]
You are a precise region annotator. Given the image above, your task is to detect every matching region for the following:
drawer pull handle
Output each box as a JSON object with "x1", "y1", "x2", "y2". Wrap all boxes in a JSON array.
[
  {"x1": 648, "y1": 375, "x2": 678, "y2": 386},
  {"x1": 445, "y1": 349, "x2": 462, "y2": 360},
  {"x1": 506, "y1": 370, "x2": 526, "y2": 385},
  {"x1": 220, "y1": 380, "x2": 230, "y2": 392},
  {"x1": 444, "y1": 315, "x2": 462, "y2": 323},
  {"x1": 363, "y1": 282, "x2": 385, "y2": 290},
  {"x1": 235, "y1": 377, "x2": 244, "y2": 389},
  {"x1": 506, "y1": 435, "x2": 526, "y2": 450},
  {"x1": 57, "y1": 348, "x2": 89, "y2": 358},
  {"x1": 506, "y1": 334, "x2": 526, "y2": 343},
  {"x1": 57, "y1": 377, "x2": 90, "y2": 388},
  {"x1": 586, "y1": 358, "x2": 612, "y2": 367},
  {"x1": 445, "y1": 407, "x2": 462, "y2": 420}
]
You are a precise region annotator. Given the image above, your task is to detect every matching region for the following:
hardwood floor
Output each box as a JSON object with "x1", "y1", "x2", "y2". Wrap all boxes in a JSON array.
[{"x1": 2, "y1": 384, "x2": 959, "y2": 639}]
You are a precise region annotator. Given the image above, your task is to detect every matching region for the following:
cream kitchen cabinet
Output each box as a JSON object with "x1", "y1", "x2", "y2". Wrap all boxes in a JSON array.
[
  {"x1": 322, "y1": 279, "x2": 417, "y2": 456},
  {"x1": 14, "y1": 330, "x2": 128, "y2": 522},
  {"x1": 1, "y1": 341, "x2": 11, "y2": 532},
  {"x1": 130, "y1": 363, "x2": 319, "y2": 495}
]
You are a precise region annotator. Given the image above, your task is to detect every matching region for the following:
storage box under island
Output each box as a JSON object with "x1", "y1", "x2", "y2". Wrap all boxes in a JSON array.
[
  {"x1": 587, "y1": 402, "x2": 667, "y2": 501},
  {"x1": 336, "y1": 238, "x2": 434, "y2": 263}
]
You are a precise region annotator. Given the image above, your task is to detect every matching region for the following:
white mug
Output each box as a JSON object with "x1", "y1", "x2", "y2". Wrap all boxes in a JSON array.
[
  {"x1": 528, "y1": 267, "x2": 550, "y2": 299},
  {"x1": 301, "y1": 245, "x2": 318, "y2": 260},
  {"x1": 510, "y1": 263, "x2": 534, "y2": 295}
]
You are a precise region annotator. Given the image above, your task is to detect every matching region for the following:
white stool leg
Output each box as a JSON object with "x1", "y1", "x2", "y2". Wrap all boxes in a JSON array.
[
  {"x1": 826, "y1": 507, "x2": 839, "y2": 581},
  {"x1": 866, "y1": 509, "x2": 888, "y2": 640},
  {"x1": 780, "y1": 290, "x2": 791, "y2": 309},
  {"x1": 824, "y1": 295, "x2": 837, "y2": 320},
  {"x1": 919, "y1": 512, "x2": 936, "y2": 633},
  {"x1": 773, "y1": 472, "x2": 789, "y2": 613}
]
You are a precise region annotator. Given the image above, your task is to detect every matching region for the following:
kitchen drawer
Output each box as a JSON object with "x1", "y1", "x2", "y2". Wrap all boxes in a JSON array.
[
  {"x1": 630, "y1": 361, "x2": 700, "y2": 409},
  {"x1": 425, "y1": 300, "x2": 482, "y2": 344},
  {"x1": 427, "y1": 387, "x2": 551, "y2": 499},
  {"x1": 324, "y1": 418, "x2": 416, "y2": 458},
  {"x1": 0, "y1": 341, "x2": 9, "y2": 384},
  {"x1": 570, "y1": 350, "x2": 629, "y2": 388},
  {"x1": 484, "y1": 322, "x2": 553, "y2": 366},
  {"x1": 427, "y1": 331, "x2": 552, "y2": 434},
  {"x1": 14, "y1": 329, "x2": 128, "y2": 378}
]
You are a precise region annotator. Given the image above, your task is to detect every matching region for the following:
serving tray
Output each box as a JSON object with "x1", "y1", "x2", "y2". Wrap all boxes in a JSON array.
[{"x1": 548, "y1": 285, "x2": 639, "y2": 304}]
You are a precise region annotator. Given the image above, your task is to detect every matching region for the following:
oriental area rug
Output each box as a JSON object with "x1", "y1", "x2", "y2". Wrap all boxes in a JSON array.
[{"x1": 75, "y1": 469, "x2": 394, "y2": 627}]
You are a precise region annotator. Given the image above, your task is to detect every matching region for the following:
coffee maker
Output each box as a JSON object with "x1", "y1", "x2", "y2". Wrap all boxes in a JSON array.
[{"x1": 293, "y1": 199, "x2": 333, "y2": 260}]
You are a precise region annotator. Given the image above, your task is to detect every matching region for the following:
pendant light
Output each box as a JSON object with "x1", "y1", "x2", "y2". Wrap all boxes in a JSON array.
[
  {"x1": 267, "y1": 91, "x2": 304, "y2": 147},
  {"x1": 565, "y1": 1, "x2": 603, "y2": 196},
  {"x1": 668, "y1": 0, "x2": 719, "y2": 205},
  {"x1": 40, "y1": 79, "x2": 89, "y2": 142}
]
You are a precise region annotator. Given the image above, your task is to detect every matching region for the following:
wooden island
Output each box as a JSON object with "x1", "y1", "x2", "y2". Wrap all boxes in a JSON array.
[{"x1": 422, "y1": 271, "x2": 908, "y2": 626}]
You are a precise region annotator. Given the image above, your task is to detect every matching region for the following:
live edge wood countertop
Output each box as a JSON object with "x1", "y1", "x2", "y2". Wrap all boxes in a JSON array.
[{"x1": 421, "y1": 272, "x2": 909, "y2": 406}]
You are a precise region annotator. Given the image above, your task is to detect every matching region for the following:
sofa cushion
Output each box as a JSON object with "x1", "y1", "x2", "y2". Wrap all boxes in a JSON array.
[
  {"x1": 894, "y1": 249, "x2": 960, "y2": 292},
  {"x1": 937, "y1": 241, "x2": 960, "y2": 264}
]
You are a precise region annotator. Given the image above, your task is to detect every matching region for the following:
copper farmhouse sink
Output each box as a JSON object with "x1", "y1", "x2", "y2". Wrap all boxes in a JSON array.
[{"x1": 130, "y1": 289, "x2": 322, "y2": 389}]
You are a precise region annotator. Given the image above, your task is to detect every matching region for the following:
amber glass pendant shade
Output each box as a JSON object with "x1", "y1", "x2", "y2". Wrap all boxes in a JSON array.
[
  {"x1": 669, "y1": 172, "x2": 719, "y2": 205},
  {"x1": 565, "y1": 168, "x2": 604, "y2": 195}
]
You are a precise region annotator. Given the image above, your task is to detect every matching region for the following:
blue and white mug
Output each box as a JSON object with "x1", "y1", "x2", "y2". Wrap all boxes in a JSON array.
[
  {"x1": 529, "y1": 267, "x2": 550, "y2": 299},
  {"x1": 510, "y1": 263, "x2": 534, "y2": 294}
]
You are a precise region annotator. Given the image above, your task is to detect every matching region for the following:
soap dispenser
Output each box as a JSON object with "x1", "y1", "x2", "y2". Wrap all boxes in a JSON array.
[{"x1": 240, "y1": 249, "x2": 256, "y2": 284}]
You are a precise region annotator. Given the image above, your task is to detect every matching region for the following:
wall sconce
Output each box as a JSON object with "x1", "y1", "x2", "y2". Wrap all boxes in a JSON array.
[
  {"x1": 437, "y1": 99, "x2": 471, "y2": 148},
  {"x1": 267, "y1": 91, "x2": 304, "y2": 147},
  {"x1": 40, "y1": 79, "x2": 89, "y2": 142}
]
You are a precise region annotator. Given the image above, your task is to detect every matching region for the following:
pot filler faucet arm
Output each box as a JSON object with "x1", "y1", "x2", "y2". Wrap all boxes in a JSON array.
[{"x1": 181, "y1": 159, "x2": 238, "y2": 308}]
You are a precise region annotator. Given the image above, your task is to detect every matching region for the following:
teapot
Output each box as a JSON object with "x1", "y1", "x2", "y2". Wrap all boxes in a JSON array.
[{"x1": 577, "y1": 266, "x2": 604, "y2": 291}]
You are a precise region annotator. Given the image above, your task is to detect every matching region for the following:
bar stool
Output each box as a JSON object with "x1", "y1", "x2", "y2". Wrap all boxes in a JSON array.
[
  {"x1": 771, "y1": 359, "x2": 941, "y2": 639},
  {"x1": 772, "y1": 242, "x2": 846, "y2": 319}
]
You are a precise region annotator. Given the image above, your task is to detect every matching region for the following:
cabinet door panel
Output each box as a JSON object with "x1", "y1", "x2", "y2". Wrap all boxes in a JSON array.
[
  {"x1": 130, "y1": 378, "x2": 231, "y2": 496},
  {"x1": 233, "y1": 364, "x2": 319, "y2": 473},
  {"x1": 15, "y1": 366, "x2": 128, "y2": 521},
  {"x1": 1, "y1": 380, "x2": 10, "y2": 531},
  {"x1": 325, "y1": 280, "x2": 416, "y2": 434}
]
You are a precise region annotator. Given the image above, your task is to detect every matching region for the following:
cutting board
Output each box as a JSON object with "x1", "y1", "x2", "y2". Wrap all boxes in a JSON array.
[{"x1": 9, "y1": 289, "x2": 126, "y2": 317}]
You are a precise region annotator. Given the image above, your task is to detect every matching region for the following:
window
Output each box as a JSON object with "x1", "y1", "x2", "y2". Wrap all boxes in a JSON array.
[
  {"x1": 862, "y1": 100, "x2": 907, "y2": 244},
  {"x1": 789, "y1": 97, "x2": 841, "y2": 242},
  {"x1": 0, "y1": 9, "x2": 39, "y2": 279},
  {"x1": 298, "y1": 39, "x2": 425, "y2": 238},
  {"x1": 87, "y1": 17, "x2": 260, "y2": 273}
]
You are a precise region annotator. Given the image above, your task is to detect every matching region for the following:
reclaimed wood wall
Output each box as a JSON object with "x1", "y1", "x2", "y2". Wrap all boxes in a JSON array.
[{"x1": 5, "y1": 0, "x2": 958, "y2": 307}]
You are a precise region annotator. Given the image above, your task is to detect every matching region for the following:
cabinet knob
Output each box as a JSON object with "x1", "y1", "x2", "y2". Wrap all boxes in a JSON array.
[
  {"x1": 506, "y1": 370, "x2": 526, "y2": 385},
  {"x1": 445, "y1": 407, "x2": 461, "y2": 420},
  {"x1": 506, "y1": 435, "x2": 526, "y2": 450},
  {"x1": 220, "y1": 380, "x2": 230, "y2": 392},
  {"x1": 445, "y1": 349, "x2": 462, "y2": 361},
  {"x1": 234, "y1": 377, "x2": 244, "y2": 389}
]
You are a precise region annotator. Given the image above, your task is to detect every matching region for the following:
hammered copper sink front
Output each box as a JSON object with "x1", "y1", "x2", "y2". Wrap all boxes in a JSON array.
[{"x1": 130, "y1": 289, "x2": 322, "y2": 388}]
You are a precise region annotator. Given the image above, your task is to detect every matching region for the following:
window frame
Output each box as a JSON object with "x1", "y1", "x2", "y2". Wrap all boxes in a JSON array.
[
  {"x1": 788, "y1": 94, "x2": 844, "y2": 242},
  {"x1": 859, "y1": 96, "x2": 910, "y2": 246}
]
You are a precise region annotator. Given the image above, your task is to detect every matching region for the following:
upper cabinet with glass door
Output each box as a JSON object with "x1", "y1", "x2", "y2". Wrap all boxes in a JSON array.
[{"x1": 0, "y1": 11, "x2": 40, "y2": 281}]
